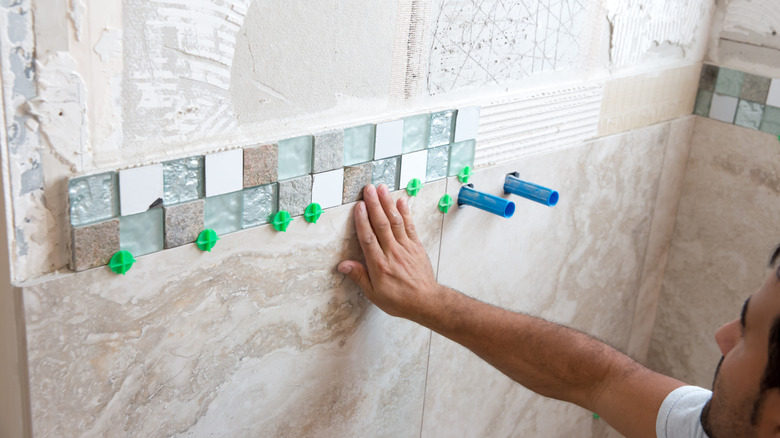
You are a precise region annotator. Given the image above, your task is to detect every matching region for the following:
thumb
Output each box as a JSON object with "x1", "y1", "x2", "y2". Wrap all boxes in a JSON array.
[{"x1": 337, "y1": 261, "x2": 372, "y2": 293}]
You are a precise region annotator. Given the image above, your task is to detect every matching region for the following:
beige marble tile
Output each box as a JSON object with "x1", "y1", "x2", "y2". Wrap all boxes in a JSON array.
[
  {"x1": 626, "y1": 116, "x2": 695, "y2": 361},
  {"x1": 648, "y1": 117, "x2": 780, "y2": 387},
  {"x1": 21, "y1": 180, "x2": 446, "y2": 437},
  {"x1": 422, "y1": 123, "x2": 674, "y2": 437}
]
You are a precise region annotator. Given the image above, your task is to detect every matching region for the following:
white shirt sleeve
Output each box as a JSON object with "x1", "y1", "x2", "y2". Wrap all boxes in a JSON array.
[{"x1": 656, "y1": 386, "x2": 712, "y2": 438}]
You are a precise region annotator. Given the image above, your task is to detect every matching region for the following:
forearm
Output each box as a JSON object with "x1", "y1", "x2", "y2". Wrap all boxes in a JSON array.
[{"x1": 411, "y1": 285, "x2": 633, "y2": 409}]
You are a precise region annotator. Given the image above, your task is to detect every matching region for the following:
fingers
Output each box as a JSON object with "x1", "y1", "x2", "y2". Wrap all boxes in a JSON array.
[
  {"x1": 354, "y1": 201, "x2": 385, "y2": 266},
  {"x1": 362, "y1": 184, "x2": 396, "y2": 249},
  {"x1": 337, "y1": 260, "x2": 373, "y2": 294},
  {"x1": 376, "y1": 184, "x2": 409, "y2": 243},
  {"x1": 397, "y1": 197, "x2": 421, "y2": 243}
]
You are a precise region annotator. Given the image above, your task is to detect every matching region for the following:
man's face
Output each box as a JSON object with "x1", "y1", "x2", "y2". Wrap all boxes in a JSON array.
[{"x1": 701, "y1": 271, "x2": 780, "y2": 437}]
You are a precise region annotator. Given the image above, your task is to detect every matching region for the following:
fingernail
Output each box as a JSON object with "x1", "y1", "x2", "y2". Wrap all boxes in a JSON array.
[
  {"x1": 339, "y1": 265, "x2": 352, "y2": 274},
  {"x1": 378, "y1": 184, "x2": 388, "y2": 195},
  {"x1": 365, "y1": 184, "x2": 376, "y2": 197}
]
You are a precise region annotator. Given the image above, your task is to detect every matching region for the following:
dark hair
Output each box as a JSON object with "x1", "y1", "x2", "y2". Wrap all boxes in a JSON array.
[{"x1": 762, "y1": 246, "x2": 780, "y2": 394}]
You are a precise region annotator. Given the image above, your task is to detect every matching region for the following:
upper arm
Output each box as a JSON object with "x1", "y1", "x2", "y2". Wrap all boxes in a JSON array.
[{"x1": 588, "y1": 358, "x2": 687, "y2": 438}]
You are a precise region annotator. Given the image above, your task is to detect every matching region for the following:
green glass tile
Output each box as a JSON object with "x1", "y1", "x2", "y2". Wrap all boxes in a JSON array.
[
  {"x1": 714, "y1": 68, "x2": 745, "y2": 97},
  {"x1": 69, "y1": 172, "x2": 118, "y2": 226},
  {"x1": 343, "y1": 124, "x2": 375, "y2": 166},
  {"x1": 735, "y1": 100, "x2": 764, "y2": 130},
  {"x1": 447, "y1": 139, "x2": 476, "y2": 176},
  {"x1": 402, "y1": 114, "x2": 430, "y2": 153},
  {"x1": 760, "y1": 106, "x2": 780, "y2": 136},
  {"x1": 278, "y1": 135, "x2": 313, "y2": 180},
  {"x1": 426, "y1": 145, "x2": 450, "y2": 182},
  {"x1": 699, "y1": 65, "x2": 719, "y2": 92},
  {"x1": 372, "y1": 157, "x2": 400, "y2": 191},
  {"x1": 120, "y1": 208, "x2": 164, "y2": 257},
  {"x1": 243, "y1": 183, "x2": 277, "y2": 228},
  {"x1": 163, "y1": 156, "x2": 204, "y2": 206},
  {"x1": 205, "y1": 191, "x2": 243, "y2": 235},
  {"x1": 429, "y1": 110, "x2": 456, "y2": 148},
  {"x1": 693, "y1": 90, "x2": 713, "y2": 117}
]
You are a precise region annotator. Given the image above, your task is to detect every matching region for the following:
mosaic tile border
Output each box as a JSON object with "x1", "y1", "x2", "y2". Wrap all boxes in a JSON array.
[
  {"x1": 694, "y1": 64, "x2": 780, "y2": 135},
  {"x1": 67, "y1": 107, "x2": 480, "y2": 272}
]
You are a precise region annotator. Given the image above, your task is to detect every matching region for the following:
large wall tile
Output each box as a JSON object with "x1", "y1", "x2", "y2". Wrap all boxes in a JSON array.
[
  {"x1": 422, "y1": 123, "x2": 674, "y2": 437},
  {"x1": 648, "y1": 117, "x2": 780, "y2": 387},
  {"x1": 22, "y1": 180, "x2": 447, "y2": 437}
]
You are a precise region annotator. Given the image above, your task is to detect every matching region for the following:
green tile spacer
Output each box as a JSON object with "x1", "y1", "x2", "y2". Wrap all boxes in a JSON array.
[
  {"x1": 273, "y1": 210, "x2": 293, "y2": 232},
  {"x1": 438, "y1": 194, "x2": 453, "y2": 213},
  {"x1": 196, "y1": 229, "x2": 220, "y2": 252},
  {"x1": 304, "y1": 203, "x2": 322, "y2": 224},
  {"x1": 406, "y1": 178, "x2": 422, "y2": 197},
  {"x1": 593, "y1": 413, "x2": 600, "y2": 419},
  {"x1": 109, "y1": 250, "x2": 136, "y2": 275},
  {"x1": 458, "y1": 166, "x2": 473, "y2": 183}
]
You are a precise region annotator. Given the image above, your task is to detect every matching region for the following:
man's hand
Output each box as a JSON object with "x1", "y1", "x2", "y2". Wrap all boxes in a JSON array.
[{"x1": 337, "y1": 184, "x2": 441, "y2": 320}]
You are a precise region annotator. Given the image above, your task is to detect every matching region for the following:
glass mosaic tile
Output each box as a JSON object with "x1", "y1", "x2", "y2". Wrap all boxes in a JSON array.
[
  {"x1": 699, "y1": 65, "x2": 719, "y2": 92},
  {"x1": 714, "y1": 68, "x2": 745, "y2": 98},
  {"x1": 163, "y1": 156, "x2": 203, "y2": 206},
  {"x1": 428, "y1": 110, "x2": 456, "y2": 148},
  {"x1": 69, "y1": 171, "x2": 118, "y2": 227},
  {"x1": 343, "y1": 125, "x2": 375, "y2": 166},
  {"x1": 120, "y1": 208, "x2": 164, "y2": 257},
  {"x1": 372, "y1": 156, "x2": 400, "y2": 191},
  {"x1": 402, "y1": 114, "x2": 430, "y2": 153},
  {"x1": 448, "y1": 139, "x2": 476, "y2": 176},
  {"x1": 426, "y1": 145, "x2": 450, "y2": 182},
  {"x1": 734, "y1": 100, "x2": 764, "y2": 130},
  {"x1": 205, "y1": 149, "x2": 243, "y2": 197},
  {"x1": 740, "y1": 74, "x2": 771, "y2": 103},
  {"x1": 243, "y1": 183, "x2": 278, "y2": 228},
  {"x1": 693, "y1": 90, "x2": 713, "y2": 117},
  {"x1": 760, "y1": 106, "x2": 780, "y2": 136},
  {"x1": 204, "y1": 191, "x2": 243, "y2": 235},
  {"x1": 709, "y1": 93, "x2": 739, "y2": 124},
  {"x1": 278, "y1": 135, "x2": 313, "y2": 180}
]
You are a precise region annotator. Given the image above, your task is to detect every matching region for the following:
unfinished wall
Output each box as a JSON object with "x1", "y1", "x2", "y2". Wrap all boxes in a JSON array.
[{"x1": 0, "y1": 0, "x2": 714, "y2": 436}]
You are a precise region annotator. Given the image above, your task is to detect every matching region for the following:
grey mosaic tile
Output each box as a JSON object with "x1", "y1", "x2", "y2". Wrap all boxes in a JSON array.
[
  {"x1": 740, "y1": 74, "x2": 771, "y2": 103},
  {"x1": 70, "y1": 218, "x2": 120, "y2": 272},
  {"x1": 243, "y1": 183, "x2": 278, "y2": 228},
  {"x1": 243, "y1": 144, "x2": 278, "y2": 188},
  {"x1": 343, "y1": 163, "x2": 373, "y2": 203},
  {"x1": 163, "y1": 156, "x2": 204, "y2": 206},
  {"x1": 164, "y1": 200, "x2": 204, "y2": 249},
  {"x1": 715, "y1": 68, "x2": 745, "y2": 97},
  {"x1": 699, "y1": 64, "x2": 719, "y2": 92},
  {"x1": 313, "y1": 130, "x2": 344, "y2": 173},
  {"x1": 69, "y1": 172, "x2": 118, "y2": 227},
  {"x1": 120, "y1": 208, "x2": 164, "y2": 257},
  {"x1": 278, "y1": 175, "x2": 312, "y2": 216},
  {"x1": 372, "y1": 156, "x2": 400, "y2": 191},
  {"x1": 735, "y1": 100, "x2": 765, "y2": 130}
]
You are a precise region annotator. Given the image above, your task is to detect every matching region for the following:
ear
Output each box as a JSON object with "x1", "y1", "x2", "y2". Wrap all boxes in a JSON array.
[{"x1": 762, "y1": 389, "x2": 780, "y2": 437}]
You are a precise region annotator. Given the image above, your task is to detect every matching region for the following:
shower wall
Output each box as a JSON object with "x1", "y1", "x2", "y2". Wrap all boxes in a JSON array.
[
  {"x1": 648, "y1": 0, "x2": 780, "y2": 388},
  {"x1": 0, "y1": 0, "x2": 714, "y2": 436}
]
